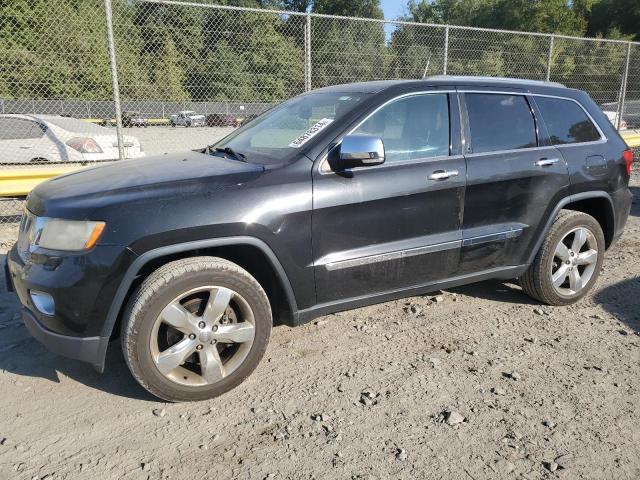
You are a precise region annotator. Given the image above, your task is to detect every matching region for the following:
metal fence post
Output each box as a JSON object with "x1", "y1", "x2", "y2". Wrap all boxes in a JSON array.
[
  {"x1": 443, "y1": 26, "x2": 449, "y2": 75},
  {"x1": 304, "y1": 13, "x2": 312, "y2": 92},
  {"x1": 103, "y1": 0, "x2": 124, "y2": 160},
  {"x1": 546, "y1": 35, "x2": 554, "y2": 81},
  {"x1": 618, "y1": 42, "x2": 632, "y2": 131}
]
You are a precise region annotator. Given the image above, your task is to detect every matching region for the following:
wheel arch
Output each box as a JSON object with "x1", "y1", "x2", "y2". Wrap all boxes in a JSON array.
[
  {"x1": 527, "y1": 191, "x2": 615, "y2": 265},
  {"x1": 94, "y1": 237, "x2": 299, "y2": 372}
]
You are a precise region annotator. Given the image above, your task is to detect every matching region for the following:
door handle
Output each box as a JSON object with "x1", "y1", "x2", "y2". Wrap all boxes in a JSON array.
[
  {"x1": 535, "y1": 158, "x2": 559, "y2": 167},
  {"x1": 428, "y1": 169, "x2": 459, "y2": 180}
]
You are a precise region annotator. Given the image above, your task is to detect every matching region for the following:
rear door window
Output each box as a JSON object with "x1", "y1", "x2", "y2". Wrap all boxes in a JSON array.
[
  {"x1": 535, "y1": 96, "x2": 601, "y2": 144},
  {"x1": 465, "y1": 93, "x2": 537, "y2": 154}
]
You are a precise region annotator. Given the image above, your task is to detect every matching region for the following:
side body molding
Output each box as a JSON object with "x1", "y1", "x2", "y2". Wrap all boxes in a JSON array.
[
  {"x1": 526, "y1": 190, "x2": 615, "y2": 265},
  {"x1": 93, "y1": 236, "x2": 299, "y2": 372}
]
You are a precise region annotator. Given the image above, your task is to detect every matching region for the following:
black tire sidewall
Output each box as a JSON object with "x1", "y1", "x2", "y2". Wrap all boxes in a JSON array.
[
  {"x1": 126, "y1": 266, "x2": 271, "y2": 402},
  {"x1": 538, "y1": 213, "x2": 605, "y2": 305}
]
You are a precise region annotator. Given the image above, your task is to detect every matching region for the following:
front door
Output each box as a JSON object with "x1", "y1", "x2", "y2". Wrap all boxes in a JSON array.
[{"x1": 312, "y1": 91, "x2": 466, "y2": 304}]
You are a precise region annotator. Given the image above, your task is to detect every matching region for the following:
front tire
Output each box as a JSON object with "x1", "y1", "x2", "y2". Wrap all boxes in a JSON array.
[
  {"x1": 520, "y1": 210, "x2": 605, "y2": 306},
  {"x1": 121, "y1": 257, "x2": 272, "y2": 402}
]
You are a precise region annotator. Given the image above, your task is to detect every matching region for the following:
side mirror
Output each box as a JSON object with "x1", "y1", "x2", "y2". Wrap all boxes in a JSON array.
[{"x1": 333, "y1": 135, "x2": 385, "y2": 170}]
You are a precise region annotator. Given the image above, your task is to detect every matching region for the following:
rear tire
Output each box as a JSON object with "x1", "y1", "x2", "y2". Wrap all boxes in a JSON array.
[
  {"x1": 520, "y1": 210, "x2": 605, "y2": 306},
  {"x1": 121, "y1": 257, "x2": 272, "y2": 402}
]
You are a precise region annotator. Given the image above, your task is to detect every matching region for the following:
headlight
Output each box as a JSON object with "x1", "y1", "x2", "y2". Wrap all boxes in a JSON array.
[{"x1": 35, "y1": 218, "x2": 106, "y2": 251}]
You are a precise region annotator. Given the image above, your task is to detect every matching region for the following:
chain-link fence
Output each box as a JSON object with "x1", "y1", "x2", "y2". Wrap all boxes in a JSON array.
[{"x1": 1, "y1": 0, "x2": 639, "y2": 223}]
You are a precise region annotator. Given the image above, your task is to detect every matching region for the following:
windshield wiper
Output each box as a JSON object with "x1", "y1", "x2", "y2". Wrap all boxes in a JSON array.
[{"x1": 209, "y1": 146, "x2": 247, "y2": 162}]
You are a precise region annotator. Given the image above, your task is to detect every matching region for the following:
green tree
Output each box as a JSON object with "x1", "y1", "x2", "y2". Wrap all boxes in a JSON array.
[
  {"x1": 312, "y1": 0, "x2": 383, "y2": 18},
  {"x1": 0, "y1": 0, "x2": 112, "y2": 100},
  {"x1": 587, "y1": 0, "x2": 640, "y2": 40},
  {"x1": 153, "y1": 38, "x2": 189, "y2": 101}
]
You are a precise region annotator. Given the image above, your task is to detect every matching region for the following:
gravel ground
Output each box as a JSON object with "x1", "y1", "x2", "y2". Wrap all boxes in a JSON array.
[{"x1": 0, "y1": 181, "x2": 639, "y2": 480}]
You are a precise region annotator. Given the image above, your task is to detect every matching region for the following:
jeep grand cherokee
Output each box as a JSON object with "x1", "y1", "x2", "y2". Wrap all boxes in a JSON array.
[{"x1": 6, "y1": 76, "x2": 633, "y2": 401}]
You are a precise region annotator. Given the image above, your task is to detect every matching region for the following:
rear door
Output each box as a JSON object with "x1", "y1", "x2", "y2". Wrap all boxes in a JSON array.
[
  {"x1": 531, "y1": 95, "x2": 609, "y2": 194},
  {"x1": 458, "y1": 90, "x2": 570, "y2": 273},
  {"x1": 312, "y1": 91, "x2": 466, "y2": 304}
]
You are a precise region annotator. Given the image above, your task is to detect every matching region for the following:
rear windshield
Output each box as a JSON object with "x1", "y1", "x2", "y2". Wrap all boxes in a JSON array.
[{"x1": 216, "y1": 92, "x2": 371, "y2": 164}]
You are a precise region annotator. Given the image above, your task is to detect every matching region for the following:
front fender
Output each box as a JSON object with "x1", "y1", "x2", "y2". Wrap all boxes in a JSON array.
[{"x1": 94, "y1": 236, "x2": 298, "y2": 372}]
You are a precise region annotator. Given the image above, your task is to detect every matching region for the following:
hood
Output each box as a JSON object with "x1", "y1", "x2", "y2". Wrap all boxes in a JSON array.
[{"x1": 28, "y1": 150, "x2": 264, "y2": 218}]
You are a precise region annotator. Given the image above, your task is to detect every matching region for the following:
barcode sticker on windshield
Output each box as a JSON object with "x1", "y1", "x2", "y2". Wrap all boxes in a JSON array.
[{"x1": 288, "y1": 118, "x2": 334, "y2": 148}]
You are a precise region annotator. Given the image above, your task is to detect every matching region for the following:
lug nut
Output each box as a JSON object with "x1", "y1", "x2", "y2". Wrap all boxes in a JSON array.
[
  {"x1": 196, "y1": 344, "x2": 203, "y2": 350},
  {"x1": 198, "y1": 321, "x2": 206, "y2": 329},
  {"x1": 212, "y1": 325, "x2": 218, "y2": 332},
  {"x1": 189, "y1": 333, "x2": 196, "y2": 340},
  {"x1": 210, "y1": 339, "x2": 217, "y2": 345}
]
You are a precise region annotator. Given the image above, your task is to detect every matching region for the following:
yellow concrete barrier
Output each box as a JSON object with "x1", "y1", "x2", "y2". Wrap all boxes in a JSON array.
[
  {"x1": 0, "y1": 130, "x2": 639, "y2": 198},
  {"x1": 0, "y1": 165, "x2": 94, "y2": 197},
  {"x1": 623, "y1": 131, "x2": 640, "y2": 148}
]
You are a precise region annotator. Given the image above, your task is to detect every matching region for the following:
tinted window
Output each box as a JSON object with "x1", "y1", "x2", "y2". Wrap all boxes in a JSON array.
[
  {"x1": 0, "y1": 118, "x2": 45, "y2": 140},
  {"x1": 466, "y1": 94, "x2": 537, "y2": 153},
  {"x1": 352, "y1": 93, "x2": 449, "y2": 162},
  {"x1": 220, "y1": 91, "x2": 370, "y2": 164},
  {"x1": 535, "y1": 97, "x2": 601, "y2": 144}
]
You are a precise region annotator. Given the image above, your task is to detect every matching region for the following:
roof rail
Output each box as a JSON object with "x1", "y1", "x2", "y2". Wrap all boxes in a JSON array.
[{"x1": 427, "y1": 75, "x2": 566, "y2": 88}]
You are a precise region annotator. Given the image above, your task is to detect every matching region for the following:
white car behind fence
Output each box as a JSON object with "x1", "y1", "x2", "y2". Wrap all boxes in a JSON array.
[
  {"x1": 169, "y1": 110, "x2": 205, "y2": 127},
  {"x1": 0, "y1": 114, "x2": 144, "y2": 164}
]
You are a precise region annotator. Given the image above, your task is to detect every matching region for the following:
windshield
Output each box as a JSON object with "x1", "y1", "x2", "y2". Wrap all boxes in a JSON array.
[{"x1": 216, "y1": 91, "x2": 371, "y2": 164}]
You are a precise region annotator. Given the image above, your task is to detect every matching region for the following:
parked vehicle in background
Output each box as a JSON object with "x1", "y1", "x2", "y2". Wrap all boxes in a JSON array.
[
  {"x1": 6, "y1": 77, "x2": 632, "y2": 402},
  {"x1": 602, "y1": 107, "x2": 628, "y2": 130},
  {"x1": 170, "y1": 110, "x2": 205, "y2": 127},
  {"x1": 206, "y1": 113, "x2": 239, "y2": 127},
  {"x1": 122, "y1": 111, "x2": 148, "y2": 128},
  {"x1": 0, "y1": 114, "x2": 144, "y2": 164},
  {"x1": 601, "y1": 100, "x2": 640, "y2": 130}
]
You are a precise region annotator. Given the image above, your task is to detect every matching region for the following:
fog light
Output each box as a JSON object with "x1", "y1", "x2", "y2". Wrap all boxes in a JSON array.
[{"x1": 30, "y1": 290, "x2": 55, "y2": 316}]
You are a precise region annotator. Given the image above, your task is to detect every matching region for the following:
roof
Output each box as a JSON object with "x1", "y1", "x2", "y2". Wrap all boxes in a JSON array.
[
  {"x1": 428, "y1": 75, "x2": 565, "y2": 88},
  {"x1": 0, "y1": 114, "x2": 111, "y2": 134},
  {"x1": 312, "y1": 76, "x2": 567, "y2": 94}
]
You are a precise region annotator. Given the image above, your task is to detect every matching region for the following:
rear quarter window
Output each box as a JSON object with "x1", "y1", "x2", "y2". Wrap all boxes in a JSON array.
[{"x1": 535, "y1": 97, "x2": 601, "y2": 145}]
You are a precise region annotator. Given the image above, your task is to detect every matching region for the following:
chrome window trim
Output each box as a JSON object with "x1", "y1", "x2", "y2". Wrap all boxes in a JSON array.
[
  {"x1": 464, "y1": 145, "x2": 557, "y2": 158},
  {"x1": 459, "y1": 90, "x2": 607, "y2": 147},
  {"x1": 318, "y1": 88, "x2": 607, "y2": 174},
  {"x1": 318, "y1": 90, "x2": 456, "y2": 174}
]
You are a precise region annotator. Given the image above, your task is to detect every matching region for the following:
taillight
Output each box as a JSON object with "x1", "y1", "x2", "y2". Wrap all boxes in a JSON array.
[
  {"x1": 623, "y1": 149, "x2": 633, "y2": 175},
  {"x1": 66, "y1": 137, "x2": 103, "y2": 154}
]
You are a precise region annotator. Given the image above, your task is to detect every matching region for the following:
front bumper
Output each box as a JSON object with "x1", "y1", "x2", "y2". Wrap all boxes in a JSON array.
[
  {"x1": 21, "y1": 308, "x2": 107, "y2": 369},
  {"x1": 6, "y1": 244, "x2": 136, "y2": 371}
]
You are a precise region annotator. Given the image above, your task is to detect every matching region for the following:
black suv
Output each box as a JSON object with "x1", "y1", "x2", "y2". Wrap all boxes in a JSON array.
[{"x1": 6, "y1": 77, "x2": 633, "y2": 401}]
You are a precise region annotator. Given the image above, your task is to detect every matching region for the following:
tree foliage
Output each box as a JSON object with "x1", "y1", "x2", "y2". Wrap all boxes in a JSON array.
[{"x1": 0, "y1": 0, "x2": 636, "y2": 107}]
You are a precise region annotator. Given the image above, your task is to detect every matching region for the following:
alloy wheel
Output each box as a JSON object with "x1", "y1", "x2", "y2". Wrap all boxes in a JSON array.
[
  {"x1": 149, "y1": 286, "x2": 256, "y2": 387},
  {"x1": 550, "y1": 227, "x2": 598, "y2": 296}
]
